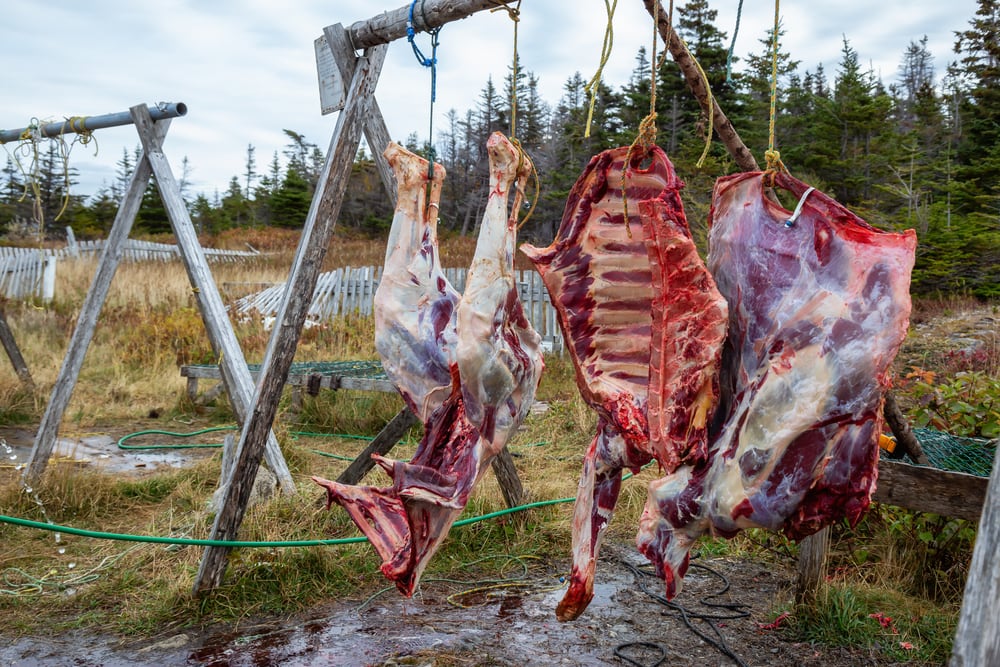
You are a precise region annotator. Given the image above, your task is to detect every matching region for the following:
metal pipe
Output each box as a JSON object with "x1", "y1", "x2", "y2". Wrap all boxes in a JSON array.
[{"x1": 0, "y1": 102, "x2": 187, "y2": 144}]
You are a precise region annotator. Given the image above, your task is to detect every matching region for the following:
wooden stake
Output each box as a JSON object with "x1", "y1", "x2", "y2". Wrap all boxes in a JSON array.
[
  {"x1": 796, "y1": 526, "x2": 829, "y2": 605},
  {"x1": 193, "y1": 42, "x2": 389, "y2": 594},
  {"x1": 953, "y1": 442, "x2": 1000, "y2": 665},
  {"x1": 0, "y1": 306, "x2": 33, "y2": 391}
]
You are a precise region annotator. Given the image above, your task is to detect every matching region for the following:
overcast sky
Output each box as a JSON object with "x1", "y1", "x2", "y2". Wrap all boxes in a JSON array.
[{"x1": 1, "y1": 1, "x2": 978, "y2": 201}]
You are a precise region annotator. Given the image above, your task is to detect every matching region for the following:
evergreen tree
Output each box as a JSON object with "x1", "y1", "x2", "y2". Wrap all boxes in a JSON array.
[
  {"x1": 617, "y1": 46, "x2": 655, "y2": 146},
  {"x1": 218, "y1": 176, "x2": 247, "y2": 230},
  {"x1": 136, "y1": 176, "x2": 171, "y2": 235},
  {"x1": 808, "y1": 38, "x2": 893, "y2": 205},
  {"x1": 0, "y1": 156, "x2": 28, "y2": 230},
  {"x1": 738, "y1": 26, "x2": 800, "y2": 163},
  {"x1": 271, "y1": 167, "x2": 311, "y2": 228},
  {"x1": 244, "y1": 143, "x2": 257, "y2": 199},
  {"x1": 952, "y1": 0, "x2": 1000, "y2": 217}
]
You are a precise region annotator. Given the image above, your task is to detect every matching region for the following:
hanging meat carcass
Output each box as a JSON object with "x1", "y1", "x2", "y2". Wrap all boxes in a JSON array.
[
  {"x1": 521, "y1": 146, "x2": 729, "y2": 621},
  {"x1": 313, "y1": 133, "x2": 543, "y2": 595},
  {"x1": 636, "y1": 171, "x2": 917, "y2": 599}
]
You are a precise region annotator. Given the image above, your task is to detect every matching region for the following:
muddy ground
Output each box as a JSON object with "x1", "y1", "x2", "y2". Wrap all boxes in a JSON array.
[
  {"x1": 0, "y1": 429, "x2": 899, "y2": 666},
  {"x1": 1, "y1": 547, "x2": 885, "y2": 667}
]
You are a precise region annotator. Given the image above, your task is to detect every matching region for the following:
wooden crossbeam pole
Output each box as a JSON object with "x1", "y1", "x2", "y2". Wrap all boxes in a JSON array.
[
  {"x1": 346, "y1": 0, "x2": 517, "y2": 50},
  {"x1": 193, "y1": 41, "x2": 389, "y2": 594}
]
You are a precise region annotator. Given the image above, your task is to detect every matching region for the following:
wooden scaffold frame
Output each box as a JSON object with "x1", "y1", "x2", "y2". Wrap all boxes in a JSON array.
[{"x1": 11, "y1": 103, "x2": 295, "y2": 494}]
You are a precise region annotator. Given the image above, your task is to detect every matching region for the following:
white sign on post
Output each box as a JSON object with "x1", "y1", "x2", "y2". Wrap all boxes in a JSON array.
[{"x1": 315, "y1": 34, "x2": 346, "y2": 115}]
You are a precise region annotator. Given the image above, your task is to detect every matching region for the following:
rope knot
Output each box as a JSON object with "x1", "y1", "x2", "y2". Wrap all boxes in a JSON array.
[{"x1": 489, "y1": 1, "x2": 520, "y2": 22}]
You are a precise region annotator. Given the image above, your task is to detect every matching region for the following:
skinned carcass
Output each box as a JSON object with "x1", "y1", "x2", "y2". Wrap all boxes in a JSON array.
[
  {"x1": 521, "y1": 146, "x2": 728, "y2": 621},
  {"x1": 636, "y1": 171, "x2": 917, "y2": 600},
  {"x1": 313, "y1": 133, "x2": 543, "y2": 596}
]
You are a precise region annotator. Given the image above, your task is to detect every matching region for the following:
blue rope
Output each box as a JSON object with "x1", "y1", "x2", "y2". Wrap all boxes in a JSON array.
[
  {"x1": 725, "y1": 0, "x2": 745, "y2": 83},
  {"x1": 407, "y1": 0, "x2": 443, "y2": 176}
]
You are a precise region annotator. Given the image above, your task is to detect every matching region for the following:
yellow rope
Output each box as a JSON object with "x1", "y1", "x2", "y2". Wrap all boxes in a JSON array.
[
  {"x1": 764, "y1": 0, "x2": 787, "y2": 179},
  {"x1": 3, "y1": 115, "x2": 99, "y2": 241},
  {"x1": 512, "y1": 136, "x2": 540, "y2": 230},
  {"x1": 584, "y1": 0, "x2": 618, "y2": 138},
  {"x1": 687, "y1": 35, "x2": 715, "y2": 169},
  {"x1": 620, "y1": 0, "x2": 672, "y2": 236},
  {"x1": 491, "y1": 0, "x2": 522, "y2": 137},
  {"x1": 492, "y1": 0, "x2": 539, "y2": 229}
]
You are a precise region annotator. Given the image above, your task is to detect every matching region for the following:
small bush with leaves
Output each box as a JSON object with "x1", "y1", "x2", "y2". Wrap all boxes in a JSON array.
[{"x1": 904, "y1": 369, "x2": 1000, "y2": 438}]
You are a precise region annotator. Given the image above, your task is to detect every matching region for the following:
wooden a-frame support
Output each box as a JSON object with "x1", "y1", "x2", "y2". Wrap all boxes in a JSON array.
[
  {"x1": 194, "y1": 0, "x2": 521, "y2": 593},
  {"x1": 20, "y1": 105, "x2": 294, "y2": 494}
]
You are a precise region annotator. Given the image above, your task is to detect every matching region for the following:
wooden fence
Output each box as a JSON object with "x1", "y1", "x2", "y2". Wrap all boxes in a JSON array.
[
  {"x1": 235, "y1": 266, "x2": 565, "y2": 354},
  {"x1": 0, "y1": 236, "x2": 259, "y2": 301},
  {"x1": 57, "y1": 236, "x2": 261, "y2": 263},
  {"x1": 0, "y1": 248, "x2": 56, "y2": 300}
]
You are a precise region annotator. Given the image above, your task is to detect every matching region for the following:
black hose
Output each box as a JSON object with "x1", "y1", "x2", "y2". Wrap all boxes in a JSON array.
[{"x1": 618, "y1": 558, "x2": 751, "y2": 667}]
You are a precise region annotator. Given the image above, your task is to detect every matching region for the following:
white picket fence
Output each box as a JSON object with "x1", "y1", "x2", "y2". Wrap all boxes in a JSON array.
[
  {"x1": 236, "y1": 266, "x2": 565, "y2": 354},
  {"x1": 0, "y1": 248, "x2": 57, "y2": 300}
]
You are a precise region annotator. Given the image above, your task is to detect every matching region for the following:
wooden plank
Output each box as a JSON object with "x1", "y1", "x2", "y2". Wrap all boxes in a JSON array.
[
  {"x1": 0, "y1": 307, "x2": 34, "y2": 390},
  {"x1": 180, "y1": 364, "x2": 396, "y2": 394},
  {"x1": 130, "y1": 104, "x2": 294, "y2": 495},
  {"x1": 874, "y1": 459, "x2": 987, "y2": 523},
  {"x1": 336, "y1": 407, "x2": 419, "y2": 485},
  {"x1": 347, "y1": 0, "x2": 516, "y2": 50},
  {"x1": 798, "y1": 460, "x2": 989, "y2": 603},
  {"x1": 952, "y1": 444, "x2": 1000, "y2": 665},
  {"x1": 21, "y1": 118, "x2": 168, "y2": 485},
  {"x1": 193, "y1": 43, "x2": 389, "y2": 594}
]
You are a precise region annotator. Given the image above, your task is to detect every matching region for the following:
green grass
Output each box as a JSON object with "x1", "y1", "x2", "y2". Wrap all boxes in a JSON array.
[{"x1": 789, "y1": 583, "x2": 958, "y2": 664}]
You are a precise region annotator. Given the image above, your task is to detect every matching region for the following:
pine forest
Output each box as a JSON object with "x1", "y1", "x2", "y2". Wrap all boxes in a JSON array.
[{"x1": 2, "y1": 0, "x2": 998, "y2": 299}]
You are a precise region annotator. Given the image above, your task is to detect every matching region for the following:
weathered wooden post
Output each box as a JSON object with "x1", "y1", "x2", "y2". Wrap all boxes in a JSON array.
[
  {"x1": 951, "y1": 442, "x2": 1000, "y2": 665},
  {"x1": 0, "y1": 305, "x2": 34, "y2": 391}
]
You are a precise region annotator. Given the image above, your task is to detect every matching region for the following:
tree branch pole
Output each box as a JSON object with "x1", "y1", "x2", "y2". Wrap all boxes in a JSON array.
[
  {"x1": 346, "y1": 0, "x2": 517, "y2": 49},
  {"x1": 641, "y1": 0, "x2": 759, "y2": 172}
]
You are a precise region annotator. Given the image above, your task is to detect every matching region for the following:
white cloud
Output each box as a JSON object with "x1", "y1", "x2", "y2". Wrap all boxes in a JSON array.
[{"x1": 1, "y1": 0, "x2": 978, "y2": 200}]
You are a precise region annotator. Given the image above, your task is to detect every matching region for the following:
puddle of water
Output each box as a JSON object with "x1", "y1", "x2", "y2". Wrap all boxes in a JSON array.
[{"x1": 1, "y1": 428, "x2": 214, "y2": 477}]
